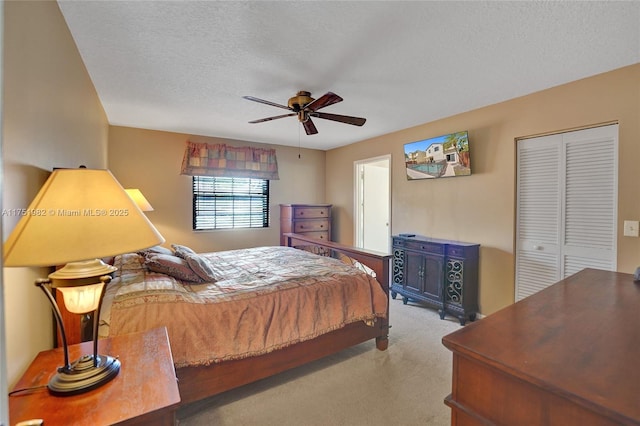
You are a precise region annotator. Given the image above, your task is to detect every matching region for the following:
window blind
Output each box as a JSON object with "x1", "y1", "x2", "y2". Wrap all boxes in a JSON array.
[{"x1": 193, "y1": 177, "x2": 269, "y2": 230}]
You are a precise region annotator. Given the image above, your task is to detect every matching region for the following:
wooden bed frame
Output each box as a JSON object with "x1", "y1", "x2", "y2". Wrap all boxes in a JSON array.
[
  {"x1": 175, "y1": 233, "x2": 391, "y2": 405},
  {"x1": 57, "y1": 234, "x2": 391, "y2": 407}
]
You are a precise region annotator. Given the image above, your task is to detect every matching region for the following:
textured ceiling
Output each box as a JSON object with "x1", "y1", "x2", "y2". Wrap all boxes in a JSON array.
[{"x1": 57, "y1": 1, "x2": 640, "y2": 150}]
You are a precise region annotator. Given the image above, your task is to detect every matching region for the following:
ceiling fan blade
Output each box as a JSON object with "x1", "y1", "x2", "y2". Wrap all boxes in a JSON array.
[
  {"x1": 243, "y1": 96, "x2": 292, "y2": 111},
  {"x1": 305, "y1": 92, "x2": 343, "y2": 112},
  {"x1": 248, "y1": 113, "x2": 296, "y2": 124},
  {"x1": 302, "y1": 117, "x2": 318, "y2": 135},
  {"x1": 312, "y1": 112, "x2": 366, "y2": 126}
]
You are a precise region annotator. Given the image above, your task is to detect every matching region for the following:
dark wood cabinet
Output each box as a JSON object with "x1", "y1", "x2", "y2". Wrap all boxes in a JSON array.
[
  {"x1": 280, "y1": 204, "x2": 331, "y2": 245},
  {"x1": 391, "y1": 235, "x2": 479, "y2": 325}
]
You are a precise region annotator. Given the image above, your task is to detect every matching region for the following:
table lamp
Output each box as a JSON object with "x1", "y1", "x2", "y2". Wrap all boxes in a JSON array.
[{"x1": 3, "y1": 168, "x2": 165, "y2": 395}]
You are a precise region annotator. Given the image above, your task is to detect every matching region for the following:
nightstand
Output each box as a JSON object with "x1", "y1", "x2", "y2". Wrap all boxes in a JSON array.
[{"x1": 9, "y1": 327, "x2": 180, "y2": 425}]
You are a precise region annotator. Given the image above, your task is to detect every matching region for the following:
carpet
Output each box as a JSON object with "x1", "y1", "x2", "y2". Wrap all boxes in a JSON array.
[{"x1": 177, "y1": 297, "x2": 462, "y2": 425}]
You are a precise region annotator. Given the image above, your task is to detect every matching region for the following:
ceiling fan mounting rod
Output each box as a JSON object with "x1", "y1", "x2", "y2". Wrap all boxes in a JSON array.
[{"x1": 297, "y1": 111, "x2": 310, "y2": 123}]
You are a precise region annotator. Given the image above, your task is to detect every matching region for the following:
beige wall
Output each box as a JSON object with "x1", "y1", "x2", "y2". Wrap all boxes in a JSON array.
[
  {"x1": 2, "y1": 1, "x2": 109, "y2": 386},
  {"x1": 108, "y1": 126, "x2": 326, "y2": 253},
  {"x1": 327, "y1": 64, "x2": 640, "y2": 316}
]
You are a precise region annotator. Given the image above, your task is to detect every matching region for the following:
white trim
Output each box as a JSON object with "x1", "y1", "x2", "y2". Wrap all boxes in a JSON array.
[{"x1": 354, "y1": 154, "x2": 392, "y2": 253}]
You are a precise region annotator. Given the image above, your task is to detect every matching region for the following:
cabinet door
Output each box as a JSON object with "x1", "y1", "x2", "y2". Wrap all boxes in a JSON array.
[
  {"x1": 422, "y1": 254, "x2": 444, "y2": 300},
  {"x1": 392, "y1": 246, "x2": 404, "y2": 286},
  {"x1": 404, "y1": 251, "x2": 424, "y2": 294}
]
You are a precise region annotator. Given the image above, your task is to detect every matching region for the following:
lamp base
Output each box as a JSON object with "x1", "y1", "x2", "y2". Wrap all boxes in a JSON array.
[{"x1": 48, "y1": 354, "x2": 120, "y2": 396}]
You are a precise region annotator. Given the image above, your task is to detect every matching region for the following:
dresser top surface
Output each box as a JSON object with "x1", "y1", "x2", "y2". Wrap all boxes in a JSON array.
[
  {"x1": 280, "y1": 203, "x2": 332, "y2": 207},
  {"x1": 442, "y1": 268, "x2": 640, "y2": 423},
  {"x1": 393, "y1": 234, "x2": 479, "y2": 247},
  {"x1": 10, "y1": 327, "x2": 180, "y2": 425}
]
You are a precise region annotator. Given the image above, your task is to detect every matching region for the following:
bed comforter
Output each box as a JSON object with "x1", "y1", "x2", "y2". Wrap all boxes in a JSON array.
[{"x1": 100, "y1": 246, "x2": 388, "y2": 367}]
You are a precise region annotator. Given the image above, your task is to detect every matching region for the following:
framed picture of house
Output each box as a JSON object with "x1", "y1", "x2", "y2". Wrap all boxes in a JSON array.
[{"x1": 404, "y1": 131, "x2": 471, "y2": 180}]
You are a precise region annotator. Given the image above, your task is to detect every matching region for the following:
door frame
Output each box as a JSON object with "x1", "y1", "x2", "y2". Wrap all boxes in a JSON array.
[{"x1": 354, "y1": 154, "x2": 391, "y2": 252}]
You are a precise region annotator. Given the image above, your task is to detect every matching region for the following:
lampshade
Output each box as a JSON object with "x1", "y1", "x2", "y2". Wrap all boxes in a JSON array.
[
  {"x1": 57, "y1": 282, "x2": 105, "y2": 314},
  {"x1": 125, "y1": 188, "x2": 154, "y2": 212},
  {"x1": 3, "y1": 169, "x2": 165, "y2": 267}
]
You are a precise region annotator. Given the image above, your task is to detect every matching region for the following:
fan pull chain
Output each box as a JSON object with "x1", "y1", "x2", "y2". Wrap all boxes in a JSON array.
[{"x1": 298, "y1": 123, "x2": 302, "y2": 159}]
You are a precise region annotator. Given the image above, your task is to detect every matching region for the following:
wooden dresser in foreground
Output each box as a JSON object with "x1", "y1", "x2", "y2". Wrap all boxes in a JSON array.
[
  {"x1": 442, "y1": 269, "x2": 640, "y2": 426},
  {"x1": 280, "y1": 204, "x2": 331, "y2": 245}
]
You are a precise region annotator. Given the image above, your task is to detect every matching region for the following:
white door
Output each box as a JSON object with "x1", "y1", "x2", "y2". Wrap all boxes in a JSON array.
[
  {"x1": 355, "y1": 155, "x2": 391, "y2": 253},
  {"x1": 515, "y1": 124, "x2": 618, "y2": 301}
]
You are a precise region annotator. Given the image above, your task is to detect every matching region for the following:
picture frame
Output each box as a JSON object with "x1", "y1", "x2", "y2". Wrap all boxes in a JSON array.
[{"x1": 404, "y1": 131, "x2": 471, "y2": 180}]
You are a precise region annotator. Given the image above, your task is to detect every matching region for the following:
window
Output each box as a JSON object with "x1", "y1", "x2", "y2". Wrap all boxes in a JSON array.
[{"x1": 193, "y1": 176, "x2": 269, "y2": 230}]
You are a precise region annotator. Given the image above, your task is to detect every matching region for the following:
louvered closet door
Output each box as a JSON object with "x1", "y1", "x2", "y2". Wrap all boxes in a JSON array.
[
  {"x1": 516, "y1": 134, "x2": 563, "y2": 300},
  {"x1": 516, "y1": 125, "x2": 618, "y2": 301}
]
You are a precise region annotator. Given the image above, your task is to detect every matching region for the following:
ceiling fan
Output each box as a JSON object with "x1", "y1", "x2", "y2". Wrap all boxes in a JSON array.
[{"x1": 243, "y1": 91, "x2": 366, "y2": 135}]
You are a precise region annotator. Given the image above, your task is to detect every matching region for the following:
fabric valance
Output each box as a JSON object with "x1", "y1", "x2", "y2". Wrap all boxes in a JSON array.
[{"x1": 180, "y1": 141, "x2": 279, "y2": 180}]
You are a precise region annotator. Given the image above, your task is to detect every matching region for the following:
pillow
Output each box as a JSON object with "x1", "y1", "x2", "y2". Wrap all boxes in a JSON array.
[
  {"x1": 336, "y1": 252, "x2": 377, "y2": 278},
  {"x1": 145, "y1": 253, "x2": 203, "y2": 282},
  {"x1": 353, "y1": 260, "x2": 377, "y2": 278},
  {"x1": 172, "y1": 244, "x2": 197, "y2": 259},
  {"x1": 184, "y1": 253, "x2": 222, "y2": 282},
  {"x1": 138, "y1": 245, "x2": 174, "y2": 257}
]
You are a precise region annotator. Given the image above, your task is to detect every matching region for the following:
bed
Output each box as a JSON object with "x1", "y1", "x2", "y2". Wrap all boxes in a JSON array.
[{"x1": 94, "y1": 233, "x2": 391, "y2": 406}]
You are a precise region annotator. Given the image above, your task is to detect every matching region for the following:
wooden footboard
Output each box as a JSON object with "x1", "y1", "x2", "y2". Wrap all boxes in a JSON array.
[{"x1": 176, "y1": 234, "x2": 391, "y2": 405}]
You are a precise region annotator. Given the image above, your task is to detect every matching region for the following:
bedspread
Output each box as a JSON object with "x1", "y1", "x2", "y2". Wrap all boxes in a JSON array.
[{"x1": 101, "y1": 246, "x2": 387, "y2": 367}]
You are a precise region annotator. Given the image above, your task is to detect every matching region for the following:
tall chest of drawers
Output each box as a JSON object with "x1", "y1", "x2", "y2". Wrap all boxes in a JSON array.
[{"x1": 280, "y1": 204, "x2": 332, "y2": 245}]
